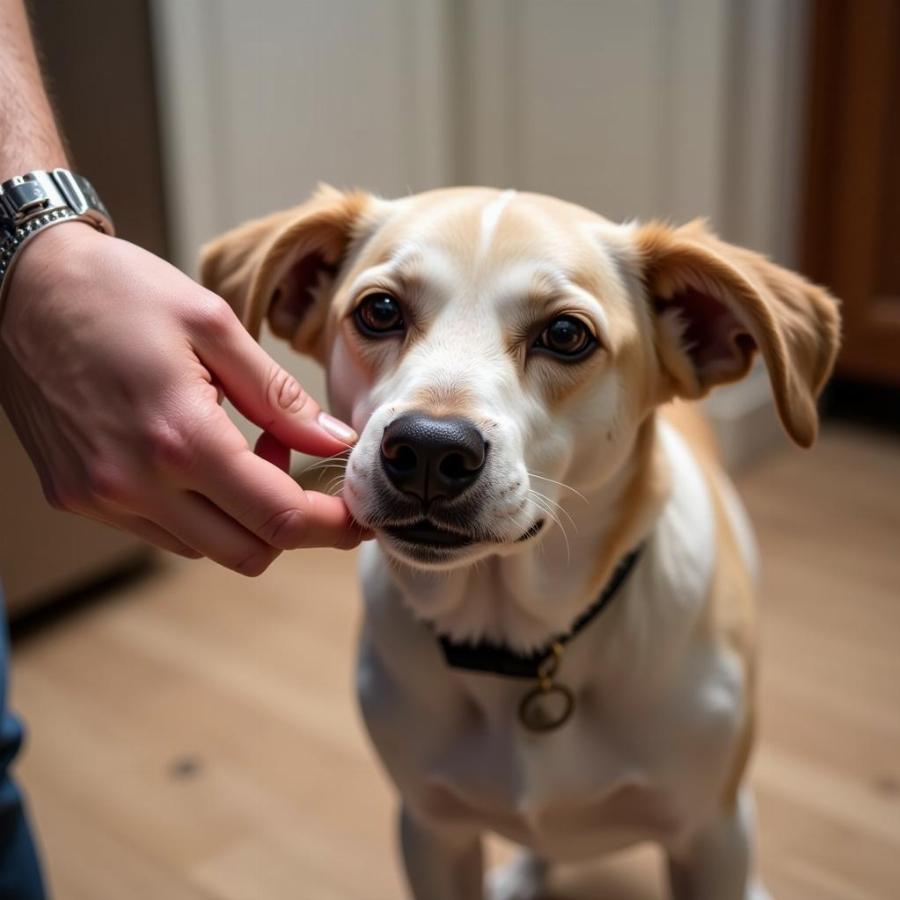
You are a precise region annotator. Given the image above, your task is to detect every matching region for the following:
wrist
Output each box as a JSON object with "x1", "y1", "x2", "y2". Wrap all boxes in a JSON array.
[
  {"x1": 14, "y1": 216, "x2": 104, "y2": 276},
  {"x1": 0, "y1": 221, "x2": 109, "y2": 338},
  {"x1": 0, "y1": 168, "x2": 115, "y2": 329}
]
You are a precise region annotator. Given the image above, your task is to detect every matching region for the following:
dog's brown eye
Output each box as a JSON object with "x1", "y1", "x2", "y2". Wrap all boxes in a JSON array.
[
  {"x1": 535, "y1": 315, "x2": 595, "y2": 359},
  {"x1": 354, "y1": 293, "x2": 404, "y2": 336}
]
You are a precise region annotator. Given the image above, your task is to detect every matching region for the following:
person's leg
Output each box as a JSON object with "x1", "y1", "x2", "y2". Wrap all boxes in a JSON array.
[{"x1": 0, "y1": 586, "x2": 46, "y2": 900}]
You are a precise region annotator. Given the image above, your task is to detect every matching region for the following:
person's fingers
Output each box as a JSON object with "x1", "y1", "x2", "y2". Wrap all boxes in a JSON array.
[
  {"x1": 94, "y1": 510, "x2": 202, "y2": 558},
  {"x1": 254, "y1": 431, "x2": 290, "y2": 472},
  {"x1": 189, "y1": 444, "x2": 366, "y2": 550},
  {"x1": 194, "y1": 309, "x2": 357, "y2": 456},
  {"x1": 148, "y1": 490, "x2": 280, "y2": 576}
]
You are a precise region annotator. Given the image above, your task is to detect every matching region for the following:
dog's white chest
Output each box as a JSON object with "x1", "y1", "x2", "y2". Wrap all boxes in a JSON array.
[
  {"x1": 359, "y1": 635, "x2": 743, "y2": 863},
  {"x1": 359, "y1": 638, "x2": 744, "y2": 860}
]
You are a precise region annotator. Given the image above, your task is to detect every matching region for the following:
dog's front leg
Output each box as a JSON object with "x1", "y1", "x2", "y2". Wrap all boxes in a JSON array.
[
  {"x1": 666, "y1": 788, "x2": 771, "y2": 900},
  {"x1": 399, "y1": 805, "x2": 484, "y2": 900}
]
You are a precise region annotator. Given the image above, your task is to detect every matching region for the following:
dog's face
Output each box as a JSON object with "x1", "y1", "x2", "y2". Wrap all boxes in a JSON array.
[
  {"x1": 202, "y1": 187, "x2": 839, "y2": 571},
  {"x1": 320, "y1": 189, "x2": 655, "y2": 569}
]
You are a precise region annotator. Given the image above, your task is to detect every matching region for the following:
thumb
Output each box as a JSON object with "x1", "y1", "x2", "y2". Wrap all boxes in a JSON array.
[{"x1": 195, "y1": 304, "x2": 357, "y2": 456}]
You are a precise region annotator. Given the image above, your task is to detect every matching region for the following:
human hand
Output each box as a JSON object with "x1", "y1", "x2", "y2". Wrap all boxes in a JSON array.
[{"x1": 0, "y1": 223, "x2": 369, "y2": 575}]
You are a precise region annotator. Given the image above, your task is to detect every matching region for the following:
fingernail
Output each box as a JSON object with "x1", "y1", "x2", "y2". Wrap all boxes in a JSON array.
[{"x1": 317, "y1": 411, "x2": 358, "y2": 444}]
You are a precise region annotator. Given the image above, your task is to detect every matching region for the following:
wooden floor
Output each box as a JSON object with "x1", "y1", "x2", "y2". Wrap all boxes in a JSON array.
[{"x1": 9, "y1": 423, "x2": 900, "y2": 900}]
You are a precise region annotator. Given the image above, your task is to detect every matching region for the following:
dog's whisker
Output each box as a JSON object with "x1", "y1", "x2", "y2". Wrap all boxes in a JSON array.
[
  {"x1": 320, "y1": 466, "x2": 350, "y2": 477},
  {"x1": 298, "y1": 461, "x2": 351, "y2": 488},
  {"x1": 311, "y1": 446, "x2": 352, "y2": 458},
  {"x1": 528, "y1": 471, "x2": 588, "y2": 504},
  {"x1": 301, "y1": 454, "x2": 350, "y2": 476},
  {"x1": 532, "y1": 496, "x2": 572, "y2": 562},
  {"x1": 301, "y1": 464, "x2": 349, "y2": 480},
  {"x1": 303, "y1": 448, "x2": 351, "y2": 463},
  {"x1": 538, "y1": 495, "x2": 578, "y2": 533},
  {"x1": 528, "y1": 488, "x2": 578, "y2": 534},
  {"x1": 527, "y1": 492, "x2": 571, "y2": 563},
  {"x1": 324, "y1": 474, "x2": 346, "y2": 496},
  {"x1": 527, "y1": 485, "x2": 575, "y2": 519}
]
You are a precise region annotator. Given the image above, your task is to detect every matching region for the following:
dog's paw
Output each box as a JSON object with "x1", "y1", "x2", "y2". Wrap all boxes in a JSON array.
[{"x1": 486, "y1": 852, "x2": 548, "y2": 900}]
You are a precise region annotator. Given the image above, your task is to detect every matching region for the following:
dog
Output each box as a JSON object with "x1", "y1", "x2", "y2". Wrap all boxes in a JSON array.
[{"x1": 201, "y1": 186, "x2": 840, "y2": 900}]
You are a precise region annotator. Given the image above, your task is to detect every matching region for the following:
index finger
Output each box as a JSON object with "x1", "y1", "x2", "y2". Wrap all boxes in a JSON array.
[{"x1": 194, "y1": 305, "x2": 357, "y2": 458}]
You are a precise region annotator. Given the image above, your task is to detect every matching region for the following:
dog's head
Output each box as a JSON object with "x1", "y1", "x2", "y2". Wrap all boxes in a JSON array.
[{"x1": 202, "y1": 186, "x2": 840, "y2": 570}]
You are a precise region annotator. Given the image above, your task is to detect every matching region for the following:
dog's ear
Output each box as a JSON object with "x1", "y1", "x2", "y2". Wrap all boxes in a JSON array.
[
  {"x1": 199, "y1": 185, "x2": 378, "y2": 356},
  {"x1": 633, "y1": 220, "x2": 840, "y2": 447}
]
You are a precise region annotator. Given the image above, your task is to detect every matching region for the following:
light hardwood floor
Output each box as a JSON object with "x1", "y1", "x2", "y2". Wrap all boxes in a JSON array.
[{"x1": 9, "y1": 423, "x2": 900, "y2": 900}]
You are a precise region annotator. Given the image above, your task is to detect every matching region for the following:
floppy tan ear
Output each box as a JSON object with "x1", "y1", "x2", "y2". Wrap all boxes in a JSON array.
[
  {"x1": 634, "y1": 220, "x2": 841, "y2": 447},
  {"x1": 199, "y1": 185, "x2": 376, "y2": 356}
]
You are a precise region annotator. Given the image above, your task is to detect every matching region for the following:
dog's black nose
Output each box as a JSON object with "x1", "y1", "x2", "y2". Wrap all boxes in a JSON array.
[{"x1": 381, "y1": 413, "x2": 487, "y2": 504}]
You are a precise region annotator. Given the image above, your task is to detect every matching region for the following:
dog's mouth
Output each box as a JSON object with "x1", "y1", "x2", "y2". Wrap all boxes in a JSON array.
[
  {"x1": 385, "y1": 520, "x2": 475, "y2": 549},
  {"x1": 516, "y1": 519, "x2": 546, "y2": 542},
  {"x1": 382, "y1": 518, "x2": 545, "y2": 552}
]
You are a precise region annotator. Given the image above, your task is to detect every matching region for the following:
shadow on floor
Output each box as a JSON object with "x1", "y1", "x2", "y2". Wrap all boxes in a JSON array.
[{"x1": 9, "y1": 551, "x2": 161, "y2": 647}]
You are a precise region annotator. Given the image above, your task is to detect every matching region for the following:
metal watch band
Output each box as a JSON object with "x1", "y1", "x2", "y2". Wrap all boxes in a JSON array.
[{"x1": 0, "y1": 168, "x2": 115, "y2": 322}]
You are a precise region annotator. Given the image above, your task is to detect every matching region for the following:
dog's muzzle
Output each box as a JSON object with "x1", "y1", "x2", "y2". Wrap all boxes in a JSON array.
[{"x1": 370, "y1": 412, "x2": 543, "y2": 559}]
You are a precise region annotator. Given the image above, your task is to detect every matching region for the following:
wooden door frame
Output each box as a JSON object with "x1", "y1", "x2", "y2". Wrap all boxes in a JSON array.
[{"x1": 801, "y1": 0, "x2": 900, "y2": 384}]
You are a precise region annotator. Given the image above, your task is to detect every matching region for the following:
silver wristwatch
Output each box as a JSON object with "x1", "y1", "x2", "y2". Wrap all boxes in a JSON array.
[{"x1": 0, "y1": 168, "x2": 115, "y2": 320}]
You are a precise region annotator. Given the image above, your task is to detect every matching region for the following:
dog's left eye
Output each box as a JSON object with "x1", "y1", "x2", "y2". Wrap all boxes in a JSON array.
[
  {"x1": 354, "y1": 292, "x2": 405, "y2": 336},
  {"x1": 534, "y1": 315, "x2": 596, "y2": 359}
]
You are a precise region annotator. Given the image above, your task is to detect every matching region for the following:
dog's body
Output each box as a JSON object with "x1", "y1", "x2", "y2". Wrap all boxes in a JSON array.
[
  {"x1": 202, "y1": 187, "x2": 839, "y2": 899},
  {"x1": 357, "y1": 404, "x2": 761, "y2": 899}
]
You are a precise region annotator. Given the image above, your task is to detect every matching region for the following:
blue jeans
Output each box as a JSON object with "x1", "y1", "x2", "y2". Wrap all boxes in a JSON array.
[{"x1": 0, "y1": 588, "x2": 46, "y2": 899}]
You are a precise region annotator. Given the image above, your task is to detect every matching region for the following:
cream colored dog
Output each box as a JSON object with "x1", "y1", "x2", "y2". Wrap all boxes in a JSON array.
[{"x1": 201, "y1": 186, "x2": 840, "y2": 900}]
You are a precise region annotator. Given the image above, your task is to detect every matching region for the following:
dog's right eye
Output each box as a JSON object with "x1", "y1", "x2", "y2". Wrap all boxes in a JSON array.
[{"x1": 354, "y1": 293, "x2": 405, "y2": 337}]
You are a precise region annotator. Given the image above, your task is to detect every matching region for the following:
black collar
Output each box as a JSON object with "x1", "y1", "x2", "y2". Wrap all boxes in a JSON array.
[{"x1": 437, "y1": 544, "x2": 644, "y2": 679}]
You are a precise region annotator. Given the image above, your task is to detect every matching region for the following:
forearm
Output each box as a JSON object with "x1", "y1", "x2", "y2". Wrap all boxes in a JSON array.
[{"x1": 0, "y1": 0, "x2": 67, "y2": 180}]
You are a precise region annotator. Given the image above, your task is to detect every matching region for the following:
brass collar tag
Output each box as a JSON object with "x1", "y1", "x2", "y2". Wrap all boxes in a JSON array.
[{"x1": 517, "y1": 642, "x2": 574, "y2": 732}]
